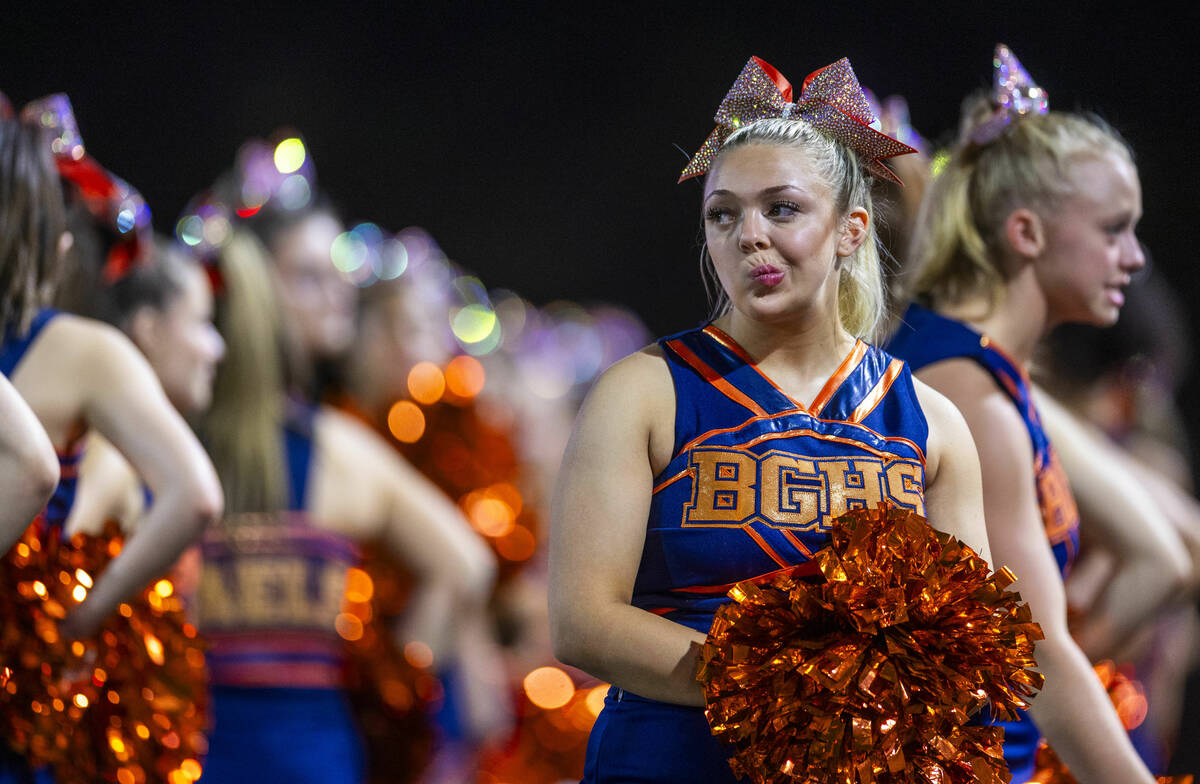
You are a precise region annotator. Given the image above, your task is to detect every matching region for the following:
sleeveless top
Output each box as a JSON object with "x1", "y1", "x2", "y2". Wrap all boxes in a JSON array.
[
  {"x1": 634, "y1": 323, "x2": 929, "y2": 634},
  {"x1": 885, "y1": 304, "x2": 1080, "y2": 575},
  {"x1": 198, "y1": 403, "x2": 361, "y2": 689},
  {"x1": 885, "y1": 303, "x2": 1081, "y2": 780},
  {"x1": 0, "y1": 309, "x2": 86, "y2": 534}
]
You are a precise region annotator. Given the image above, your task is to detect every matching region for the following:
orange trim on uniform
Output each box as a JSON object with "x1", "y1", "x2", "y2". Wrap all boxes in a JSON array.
[
  {"x1": 675, "y1": 408, "x2": 926, "y2": 465},
  {"x1": 809, "y1": 340, "x2": 868, "y2": 416},
  {"x1": 849, "y1": 358, "x2": 906, "y2": 424},
  {"x1": 705, "y1": 324, "x2": 868, "y2": 416},
  {"x1": 665, "y1": 560, "x2": 821, "y2": 595},
  {"x1": 666, "y1": 338, "x2": 768, "y2": 417},
  {"x1": 780, "y1": 529, "x2": 815, "y2": 558},
  {"x1": 741, "y1": 525, "x2": 791, "y2": 568},
  {"x1": 652, "y1": 467, "x2": 693, "y2": 495},
  {"x1": 702, "y1": 324, "x2": 758, "y2": 363}
]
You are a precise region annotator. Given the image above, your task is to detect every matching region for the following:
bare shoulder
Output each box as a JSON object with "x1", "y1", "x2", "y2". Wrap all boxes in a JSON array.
[
  {"x1": 920, "y1": 362, "x2": 1032, "y2": 475},
  {"x1": 313, "y1": 405, "x2": 398, "y2": 469},
  {"x1": 576, "y1": 344, "x2": 675, "y2": 469}
]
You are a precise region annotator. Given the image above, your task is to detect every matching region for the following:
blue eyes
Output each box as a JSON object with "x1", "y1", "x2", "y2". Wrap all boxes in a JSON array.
[{"x1": 704, "y1": 202, "x2": 802, "y2": 224}]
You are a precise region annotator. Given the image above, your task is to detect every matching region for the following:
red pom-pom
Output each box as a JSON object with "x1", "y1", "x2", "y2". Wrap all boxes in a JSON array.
[
  {"x1": 698, "y1": 504, "x2": 1044, "y2": 783},
  {"x1": 0, "y1": 522, "x2": 208, "y2": 783}
]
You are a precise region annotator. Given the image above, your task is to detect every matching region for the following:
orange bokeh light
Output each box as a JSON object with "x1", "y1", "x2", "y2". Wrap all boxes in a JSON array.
[
  {"x1": 404, "y1": 641, "x2": 435, "y2": 669},
  {"x1": 468, "y1": 497, "x2": 516, "y2": 538},
  {"x1": 585, "y1": 684, "x2": 608, "y2": 717},
  {"x1": 387, "y1": 400, "x2": 426, "y2": 443},
  {"x1": 496, "y1": 525, "x2": 536, "y2": 562},
  {"x1": 407, "y1": 361, "x2": 446, "y2": 405},
  {"x1": 523, "y1": 666, "x2": 574, "y2": 710},
  {"x1": 445, "y1": 355, "x2": 485, "y2": 399},
  {"x1": 344, "y1": 567, "x2": 374, "y2": 603},
  {"x1": 335, "y1": 613, "x2": 364, "y2": 641}
]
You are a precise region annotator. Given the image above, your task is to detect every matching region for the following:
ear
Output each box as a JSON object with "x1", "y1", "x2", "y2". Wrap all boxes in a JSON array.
[
  {"x1": 1003, "y1": 207, "x2": 1046, "y2": 259},
  {"x1": 836, "y1": 207, "x2": 869, "y2": 258},
  {"x1": 127, "y1": 306, "x2": 160, "y2": 354}
]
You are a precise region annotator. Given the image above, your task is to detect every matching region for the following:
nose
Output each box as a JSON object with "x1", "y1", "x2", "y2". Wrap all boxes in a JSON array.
[
  {"x1": 208, "y1": 325, "x2": 226, "y2": 362},
  {"x1": 738, "y1": 212, "x2": 770, "y2": 253},
  {"x1": 1123, "y1": 236, "x2": 1147, "y2": 273}
]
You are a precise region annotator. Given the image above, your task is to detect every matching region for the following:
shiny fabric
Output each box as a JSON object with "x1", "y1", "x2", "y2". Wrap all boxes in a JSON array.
[
  {"x1": 885, "y1": 302, "x2": 1083, "y2": 782},
  {"x1": 584, "y1": 323, "x2": 928, "y2": 782}
]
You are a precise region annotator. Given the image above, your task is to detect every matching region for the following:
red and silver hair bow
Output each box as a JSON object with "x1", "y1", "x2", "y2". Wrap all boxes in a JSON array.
[
  {"x1": 679, "y1": 56, "x2": 916, "y2": 185},
  {"x1": 968, "y1": 44, "x2": 1049, "y2": 146},
  {"x1": 19, "y1": 94, "x2": 153, "y2": 283}
]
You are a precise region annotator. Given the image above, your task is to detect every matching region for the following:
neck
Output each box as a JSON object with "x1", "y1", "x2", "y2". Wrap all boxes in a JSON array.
[
  {"x1": 939, "y1": 268, "x2": 1049, "y2": 364},
  {"x1": 717, "y1": 305, "x2": 856, "y2": 371}
]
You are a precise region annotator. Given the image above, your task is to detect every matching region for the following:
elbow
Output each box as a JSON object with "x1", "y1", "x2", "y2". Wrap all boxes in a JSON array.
[
  {"x1": 27, "y1": 445, "x2": 60, "y2": 510},
  {"x1": 177, "y1": 473, "x2": 224, "y2": 537}
]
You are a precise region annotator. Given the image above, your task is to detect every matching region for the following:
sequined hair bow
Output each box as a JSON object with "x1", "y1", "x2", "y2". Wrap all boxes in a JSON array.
[
  {"x1": 18, "y1": 94, "x2": 153, "y2": 283},
  {"x1": 968, "y1": 44, "x2": 1049, "y2": 146},
  {"x1": 679, "y1": 56, "x2": 916, "y2": 185}
]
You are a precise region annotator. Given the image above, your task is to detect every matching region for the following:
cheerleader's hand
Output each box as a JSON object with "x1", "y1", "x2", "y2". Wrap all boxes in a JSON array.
[{"x1": 58, "y1": 599, "x2": 106, "y2": 643}]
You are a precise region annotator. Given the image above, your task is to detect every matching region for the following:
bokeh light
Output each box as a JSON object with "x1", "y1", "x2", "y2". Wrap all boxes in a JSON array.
[
  {"x1": 404, "y1": 641, "x2": 434, "y2": 669},
  {"x1": 586, "y1": 685, "x2": 608, "y2": 717},
  {"x1": 273, "y1": 138, "x2": 306, "y2": 174},
  {"x1": 496, "y1": 525, "x2": 535, "y2": 562},
  {"x1": 445, "y1": 356, "x2": 485, "y2": 398},
  {"x1": 387, "y1": 401, "x2": 426, "y2": 443},
  {"x1": 343, "y1": 567, "x2": 374, "y2": 603},
  {"x1": 407, "y1": 362, "x2": 445, "y2": 405},
  {"x1": 523, "y1": 666, "x2": 574, "y2": 710}
]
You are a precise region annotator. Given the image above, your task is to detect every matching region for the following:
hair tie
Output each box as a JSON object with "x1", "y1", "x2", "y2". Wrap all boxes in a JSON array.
[{"x1": 679, "y1": 56, "x2": 916, "y2": 185}]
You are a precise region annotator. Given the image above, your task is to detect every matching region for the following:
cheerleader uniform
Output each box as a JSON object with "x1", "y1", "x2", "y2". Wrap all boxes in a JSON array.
[
  {"x1": 885, "y1": 303, "x2": 1081, "y2": 783},
  {"x1": 582, "y1": 323, "x2": 929, "y2": 783},
  {"x1": 0, "y1": 310, "x2": 83, "y2": 784},
  {"x1": 198, "y1": 404, "x2": 365, "y2": 784}
]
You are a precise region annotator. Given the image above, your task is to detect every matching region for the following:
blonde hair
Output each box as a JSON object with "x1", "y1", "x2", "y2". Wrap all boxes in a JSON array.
[
  {"x1": 910, "y1": 103, "x2": 1132, "y2": 309},
  {"x1": 199, "y1": 229, "x2": 289, "y2": 515},
  {"x1": 703, "y1": 118, "x2": 886, "y2": 340}
]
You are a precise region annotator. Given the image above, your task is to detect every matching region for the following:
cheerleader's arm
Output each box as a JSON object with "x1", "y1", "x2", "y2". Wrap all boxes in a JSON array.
[
  {"x1": 57, "y1": 318, "x2": 222, "y2": 640},
  {"x1": 929, "y1": 360, "x2": 1157, "y2": 784},
  {"x1": 1034, "y1": 387, "x2": 1190, "y2": 661},
  {"x1": 0, "y1": 372, "x2": 58, "y2": 554},
  {"x1": 548, "y1": 347, "x2": 708, "y2": 707},
  {"x1": 912, "y1": 377, "x2": 991, "y2": 565}
]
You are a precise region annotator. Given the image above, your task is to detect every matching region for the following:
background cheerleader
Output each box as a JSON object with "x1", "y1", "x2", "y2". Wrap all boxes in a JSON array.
[{"x1": 885, "y1": 45, "x2": 1179, "y2": 783}]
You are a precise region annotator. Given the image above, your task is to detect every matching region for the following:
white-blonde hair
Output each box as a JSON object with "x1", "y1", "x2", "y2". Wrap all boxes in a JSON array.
[{"x1": 702, "y1": 117, "x2": 886, "y2": 340}]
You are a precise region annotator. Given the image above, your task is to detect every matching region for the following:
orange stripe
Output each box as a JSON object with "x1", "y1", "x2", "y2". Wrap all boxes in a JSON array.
[
  {"x1": 652, "y1": 468, "x2": 692, "y2": 495},
  {"x1": 849, "y1": 359, "x2": 905, "y2": 424},
  {"x1": 703, "y1": 324, "x2": 758, "y2": 364},
  {"x1": 667, "y1": 339, "x2": 768, "y2": 417},
  {"x1": 675, "y1": 409, "x2": 926, "y2": 465},
  {"x1": 667, "y1": 561, "x2": 821, "y2": 595},
  {"x1": 741, "y1": 525, "x2": 790, "y2": 568},
  {"x1": 780, "y1": 529, "x2": 815, "y2": 558},
  {"x1": 809, "y1": 340, "x2": 867, "y2": 416},
  {"x1": 732, "y1": 427, "x2": 923, "y2": 464}
]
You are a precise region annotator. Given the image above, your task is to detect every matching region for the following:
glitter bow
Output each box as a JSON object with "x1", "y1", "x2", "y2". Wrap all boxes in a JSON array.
[
  {"x1": 679, "y1": 56, "x2": 916, "y2": 185},
  {"x1": 968, "y1": 44, "x2": 1049, "y2": 146},
  {"x1": 19, "y1": 94, "x2": 153, "y2": 283}
]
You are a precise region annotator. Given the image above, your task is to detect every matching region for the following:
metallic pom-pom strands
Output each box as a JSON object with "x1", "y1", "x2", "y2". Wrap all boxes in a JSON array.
[
  {"x1": 698, "y1": 504, "x2": 1044, "y2": 784},
  {"x1": 0, "y1": 523, "x2": 208, "y2": 784}
]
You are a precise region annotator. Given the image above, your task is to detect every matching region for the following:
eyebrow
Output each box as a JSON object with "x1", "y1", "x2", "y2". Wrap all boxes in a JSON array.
[{"x1": 704, "y1": 184, "x2": 805, "y2": 201}]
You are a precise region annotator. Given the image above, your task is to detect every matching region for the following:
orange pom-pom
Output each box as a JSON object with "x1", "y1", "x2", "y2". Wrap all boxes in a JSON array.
[
  {"x1": 698, "y1": 504, "x2": 1044, "y2": 783},
  {"x1": 0, "y1": 522, "x2": 208, "y2": 783}
]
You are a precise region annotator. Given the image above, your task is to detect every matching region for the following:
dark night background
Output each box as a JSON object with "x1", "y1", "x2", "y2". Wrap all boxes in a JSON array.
[{"x1": 4, "y1": 0, "x2": 1199, "y2": 772}]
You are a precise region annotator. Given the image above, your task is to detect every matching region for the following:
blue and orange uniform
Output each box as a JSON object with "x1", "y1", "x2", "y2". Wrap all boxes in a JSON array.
[
  {"x1": 0, "y1": 309, "x2": 83, "y2": 784},
  {"x1": 886, "y1": 302, "x2": 1081, "y2": 782},
  {"x1": 582, "y1": 323, "x2": 929, "y2": 783},
  {"x1": 198, "y1": 404, "x2": 364, "y2": 784},
  {"x1": 0, "y1": 310, "x2": 85, "y2": 533}
]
